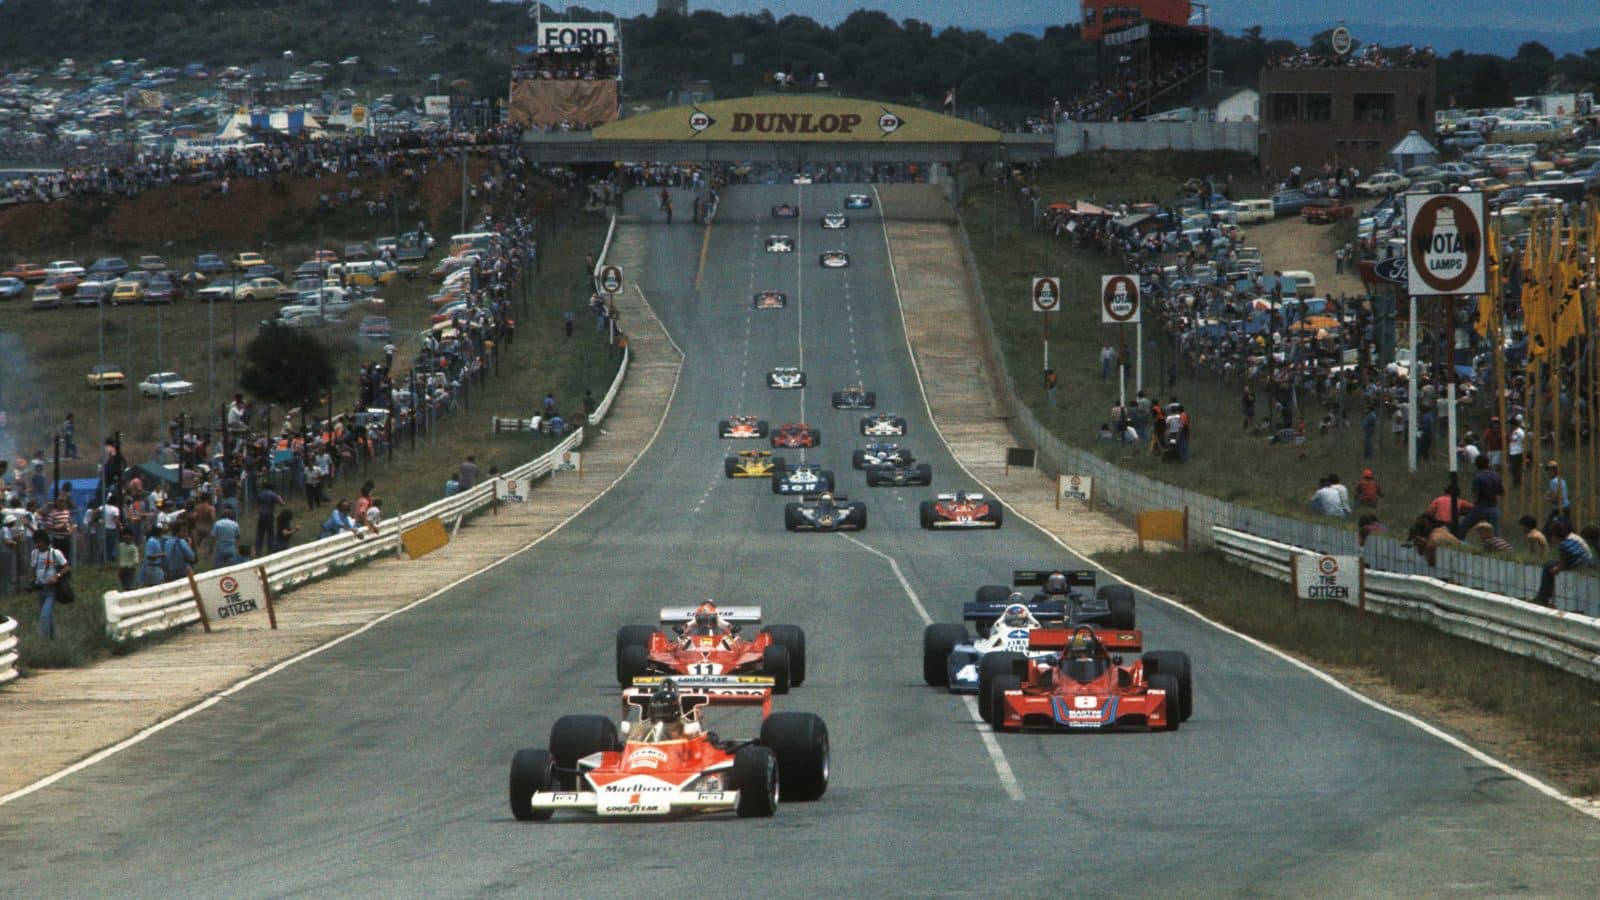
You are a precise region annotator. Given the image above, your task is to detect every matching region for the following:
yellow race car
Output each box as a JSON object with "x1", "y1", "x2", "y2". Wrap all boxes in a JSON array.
[{"x1": 724, "y1": 449, "x2": 786, "y2": 478}]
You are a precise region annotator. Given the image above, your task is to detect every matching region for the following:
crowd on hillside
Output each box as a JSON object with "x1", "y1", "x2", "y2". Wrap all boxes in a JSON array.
[
  {"x1": 1053, "y1": 53, "x2": 1206, "y2": 123},
  {"x1": 512, "y1": 43, "x2": 619, "y2": 81},
  {"x1": 0, "y1": 124, "x2": 524, "y2": 208}
]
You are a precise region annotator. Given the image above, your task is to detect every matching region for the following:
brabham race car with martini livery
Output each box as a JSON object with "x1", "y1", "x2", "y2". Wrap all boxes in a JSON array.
[
  {"x1": 508, "y1": 675, "x2": 829, "y2": 820},
  {"x1": 981, "y1": 626, "x2": 1194, "y2": 733}
]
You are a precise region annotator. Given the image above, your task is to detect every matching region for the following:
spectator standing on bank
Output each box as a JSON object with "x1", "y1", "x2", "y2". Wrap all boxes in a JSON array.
[
  {"x1": 1544, "y1": 460, "x2": 1572, "y2": 529},
  {"x1": 63, "y1": 413, "x2": 78, "y2": 459},
  {"x1": 0, "y1": 512, "x2": 18, "y2": 596},
  {"x1": 1100, "y1": 344, "x2": 1115, "y2": 380},
  {"x1": 140, "y1": 524, "x2": 168, "y2": 586},
  {"x1": 115, "y1": 527, "x2": 139, "y2": 591},
  {"x1": 1241, "y1": 385, "x2": 1255, "y2": 430},
  {"x1": 161, "y1": 523, "x2": 197, "y2": 583},
  {"x1": 1462, "y1": 454, "x2": 1504, "y2": 535},
  {"x1": 1507, "y1": 417, "x2": 1526, "y2": 487},
  {"x1": 1355, "y1": 468, "x2": 1383, "y2": 508},
  {"x1": 44, "y1": 495, "x2": 74, "y2": 563},
  {"x1": 272, "y1": 508, "x2": 298, "y2": 553},
  {"x1": 1045, "y1": 369, "x2": 1058, "y2": 407},
  {"x1": 459, "y1": 455, "x2": 480, "y2": 490},
  {"x1": 211, "y1": 508, "x2": 242, "y2": 569},
  {"x1": 29, "y1": 531, "x2": 68, "y2": 640},
  {"x1": 1362, "y1": 405, "x2": 1378, "y2": 459},
  {"x1": 255, "y1": 486, "x2": 282, "y2": 558},
  {"x1": 191, "y1": 492, "x2": 216, "y2": 556}
]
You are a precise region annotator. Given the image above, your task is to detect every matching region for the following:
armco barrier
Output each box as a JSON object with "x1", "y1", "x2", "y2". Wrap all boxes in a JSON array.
[
  {"x1": 0, "y1": 616, "x2": 18, "y2": 685},
  {"x1": 1215, "y1": 527, "x2": 1600, "y2": 684}
]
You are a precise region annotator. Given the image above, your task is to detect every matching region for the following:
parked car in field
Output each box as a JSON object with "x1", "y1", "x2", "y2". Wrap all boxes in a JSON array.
[
  {"x1": 197, "y1": 275, "x2": 243, "y2": 302},
  {"x1": 358, "y1": 315, "x2": 392, "y2": 340},
  {"x1": 236, "y1": 277, "x2": 286, "y2": 302},
  {"x1": 87, "y1": 257, "x2": 130, "y2": 279},
  {"x1": 44, "y1": 260, "x2": 86, "y2": 279},
  {"x1": 230, "y1": 252, "x2": 267, "y2": 271},
  {"x1": 137, "y1": 254, "x2": 168, "y2": 272},
  {"x1": 1300, "y1": 198, "x2": 1356, "y2": 223},
  {"x1": 31, "y1": 285, "x2": 63, "y2": 309},
  {"x1": 1356, "y1": 172, "x2": 1410, "y2": 195},
  {"x1": 1270, "y1": 190, "x2": 1314, "y2": 216},
  {"x1": 86, "y1": 363, "x2": 126, "y2": 390},
  {"x1": 3, "y1": 262, "x2": 47, "y2": 282},
  {"x1": 193, "y1": 253, "x2": 226, "y2": 274},
  {"x1": 0, "y1": 276, "x2": 25, "y2": 300},
  {"x1": 74, "y1": 280, "x2": 109, "y2": 307},
  {"x1": 110, "y1": 280, "x2": 143, "y2": 305},
  {"x1": 138, "y1": 372, "x2": 195, "y2": 398},
  {"x1": 143, "y1": 274, "x2": 175, "y2": 304}
]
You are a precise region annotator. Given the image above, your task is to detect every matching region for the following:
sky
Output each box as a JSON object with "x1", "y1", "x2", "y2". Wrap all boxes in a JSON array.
[{"x1": 545, "y1": 1, "x2": 1588, "y2": 41}]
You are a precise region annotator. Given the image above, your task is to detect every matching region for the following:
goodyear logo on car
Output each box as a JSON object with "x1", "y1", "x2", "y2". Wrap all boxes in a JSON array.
[{"x1": 595, "y1": 96, "x2": 1000, "y2": 144}]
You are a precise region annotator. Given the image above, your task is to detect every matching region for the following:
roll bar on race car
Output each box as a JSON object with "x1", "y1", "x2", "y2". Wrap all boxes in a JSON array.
[
  {"x1": 657, "y1": 606, "x2": 763, "y2": 625},
  {"x1": 1012, "y1": 569, "x2": 1096, "y2": 588}
]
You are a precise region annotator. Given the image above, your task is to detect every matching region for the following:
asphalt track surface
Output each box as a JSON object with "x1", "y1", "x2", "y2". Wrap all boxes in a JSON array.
[{"x1": 3, "y1": 183, "x2": 1598, "y2": 898}]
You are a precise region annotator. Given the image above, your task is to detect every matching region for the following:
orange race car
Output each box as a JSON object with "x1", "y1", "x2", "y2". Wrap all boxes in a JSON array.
[
  {"x1": 770, "y1": 422, "x2": 820, "y2": 448},
  {"x1": 982, "y1": 625, "x2": 1193, "y2": 733},
  {"x1": 718, "y1": 415, "x2": 769, "y2": 439},
  {"x1": 508, "y1": 676, "x2": 829, "y2": 821},
  {"x1": 614, "y1": 602, "x2": 806, "y2": 691}
]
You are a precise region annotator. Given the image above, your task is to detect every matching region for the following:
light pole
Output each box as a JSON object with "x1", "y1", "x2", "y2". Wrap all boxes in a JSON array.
[
  {"x1": 156, "y1": 303, "x2": 166, "y2": 429},
  {"x1": 97, "y1": 295, "x2": 106, "y2": 445}
]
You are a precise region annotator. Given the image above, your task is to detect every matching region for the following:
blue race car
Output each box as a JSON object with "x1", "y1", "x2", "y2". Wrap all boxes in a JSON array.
[{"x1": 845, "y1": 193, "x2": 872, "y2": 209}]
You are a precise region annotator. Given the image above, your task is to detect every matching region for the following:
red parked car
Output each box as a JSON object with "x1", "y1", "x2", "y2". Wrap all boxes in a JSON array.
[{"x1": 1300, "y1": 198, "x2": 1356, "y2": 223}]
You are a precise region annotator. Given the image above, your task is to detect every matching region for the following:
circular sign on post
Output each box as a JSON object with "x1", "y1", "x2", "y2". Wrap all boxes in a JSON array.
[
  {"x1": 597, "y1": 264, "x2": 624, "y2": 295},
  {"x1": 1330, "y1": 26, "x2": 1353, "y2": 56},
  {"x1": 1405, "y1": 193, "x2": 1485, "y2": 296},
  {"x1": 1031, "y1": 276, "x2": 1060, "y2": 312},
  {"x1": 219, "y1": 576, "x2": 239, "y2": 593},
  {"x1": 1100, "y1": 274, "x2": 1140, "y2": 323}
]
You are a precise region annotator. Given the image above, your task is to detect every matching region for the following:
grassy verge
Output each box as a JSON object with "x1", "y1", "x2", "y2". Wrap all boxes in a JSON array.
[
  {"x1": 1097, "y1": 548, "x2": 1600, "y2": 795},
  {"x1": 958, "y1": 153, "x2": 1572, "y2": 529},
  {"x1": 1, "y1": 195, "x2": 616, "y2": 673}
]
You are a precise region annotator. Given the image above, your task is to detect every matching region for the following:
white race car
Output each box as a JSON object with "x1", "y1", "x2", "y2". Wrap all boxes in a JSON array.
[
  {"x1": 754, "y1": 290, "x2": 788, "y2": 309},
  {"x1": 772, "y1": 463, "x2": 835, "y2": 495},
  {"x1": 792, "y1": 173, "x2": 814, "y2": 185},
  {"x1": 860, "y1": 413, "x2": 908, "y2": 436},
  {"x1": 822, "y1": 213, "x2": 848, "y2": 229},
  {"x1": 845, "y1": 194, "x2": 872, "y2": 209},
  {"x1": 819, "y1": 251, "x2": 849, "y2": 268},
  {"x1": 767, "y1": 367, "x2": 806, "y2": 389},
  {"x1": 766, "y1": 236, "x2": 794, "y2": 253}
]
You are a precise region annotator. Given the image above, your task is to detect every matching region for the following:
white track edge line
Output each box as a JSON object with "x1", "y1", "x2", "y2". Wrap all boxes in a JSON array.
[
  {"x1": 837, "y1": 532, "x2": 1025, "y2": 803},
  {"x1": 0, "y1": 285, "x2": 688, "y2": 809},
  {"x1": 869, "y1": 184, "x2": 1600, "y2": 821}
]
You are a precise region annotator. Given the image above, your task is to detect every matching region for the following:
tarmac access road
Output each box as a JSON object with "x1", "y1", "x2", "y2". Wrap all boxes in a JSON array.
[{"x1": 0, "y1": 183, "x2": 1596, "y2": 898}]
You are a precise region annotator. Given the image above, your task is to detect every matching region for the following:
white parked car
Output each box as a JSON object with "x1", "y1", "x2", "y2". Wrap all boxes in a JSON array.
[
  {"x1": 1355, "y1": 172, "x2": 1410, "y2": 195},
  {"x1": 44, "y1": 260, "x2": 85, "y2": 278},
  {"x1": 139, "y1": 372, "x2": 195, "y2": 398}
]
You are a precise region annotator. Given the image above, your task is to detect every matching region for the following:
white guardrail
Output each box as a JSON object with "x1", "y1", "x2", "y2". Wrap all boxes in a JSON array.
[
  {"x1": 95, "y1": 214, "x2": 631, "y2": 644},
  {"x1": 0, "y1": 616, "x2": 18, "y2": 685},
  {"x1": 1215, "y1": 526, "x2": 1600, "y2": 684}
]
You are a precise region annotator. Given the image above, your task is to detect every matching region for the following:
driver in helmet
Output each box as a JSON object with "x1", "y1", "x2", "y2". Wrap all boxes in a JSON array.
[
  {"x1": 681, "y1": 600, "x2": 738, "y2": 648},
  {"x1": 955, "y1": 490, "x2": 969, "y2": 504},
  {"x1": 995, "y1": 598, "x2": 1037, "y2": 632},
  {"x1": 1043, "y1": 571, "x2": 1069, "y2": 596},
  {"x1": 640, "y1": 679, "x2": 702, "y2": 742},
  {"x1": 816, "y1": 491, "x2": 836, "y2": 513}
]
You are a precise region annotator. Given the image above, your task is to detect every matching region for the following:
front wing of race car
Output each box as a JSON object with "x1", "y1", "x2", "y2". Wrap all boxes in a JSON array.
[
  {"x1": 527, "y1": 782, "x2": 740, "y2": 818},
  {"x1": 822, "y1": 214, "x2": 849, "y2": 229},
  {"x1": 865, "y1": 463, "x2": 932, "y2": 487},
  {"x1": 994, "y1": 683, "x2": 1174, "y2": 731}
]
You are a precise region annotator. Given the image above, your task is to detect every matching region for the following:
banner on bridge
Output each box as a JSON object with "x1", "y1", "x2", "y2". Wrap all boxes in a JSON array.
[{"x1": 593, "y1": 96, "x2": 1001, "y2": 144}]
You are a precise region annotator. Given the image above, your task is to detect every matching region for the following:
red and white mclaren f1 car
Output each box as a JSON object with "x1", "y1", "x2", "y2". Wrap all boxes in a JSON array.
[
  {"x1": 508, "y1": 675, "x2": 830, "y2": 821},
  {"x1": 614, "y1": 602, "x2": 807, "y2": 691}
]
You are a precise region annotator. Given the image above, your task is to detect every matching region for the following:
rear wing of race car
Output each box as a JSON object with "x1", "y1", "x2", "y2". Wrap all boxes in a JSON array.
[
  {"x1": 658, "y1": 606, "x2": 763, "y2": 625},
  {"x1": 962, "y1": 598, "x2": 1067, "y2": 627},
  {"x1": 737, "y1": 450, "x2": 773, "y2": 459},
  {"x1": 934, "y1": 492, "x2": 986, "y2": 502},
  {"x1": 1028, "y1": 628, "x2": 1143, "y2": 653},
  {"x1": 626, "y1": 675, "x2": 775, "y2": 712},
  {"x1": 800, "y1": 492, "x2": 851, "y2": 502},
  {"x1": 1011, "y1": 569, "x2": 1096, "y2": 589}
]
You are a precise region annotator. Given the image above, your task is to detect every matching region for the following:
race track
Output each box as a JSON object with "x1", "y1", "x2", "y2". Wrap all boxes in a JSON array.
[{"x1": 2, "y1": 182, "x2": 1597, "y2": 897}]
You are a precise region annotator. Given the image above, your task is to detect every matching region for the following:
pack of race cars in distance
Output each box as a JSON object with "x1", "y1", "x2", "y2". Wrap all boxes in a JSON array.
[{"x1": 510, "y1": 603, "x2": 828, "y2": 821}]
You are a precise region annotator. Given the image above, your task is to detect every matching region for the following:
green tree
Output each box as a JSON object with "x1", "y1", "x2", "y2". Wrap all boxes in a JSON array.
[{"x1": 239, "y1": 323, "x2": 338, "y2": 410}]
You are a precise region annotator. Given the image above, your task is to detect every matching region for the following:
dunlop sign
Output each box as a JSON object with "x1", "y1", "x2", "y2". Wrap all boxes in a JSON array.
[
  {"x1": 1100, "y1": 274, "x2": 1140, "y2": 323},
  {"x1": 594, "y1": 97, "x2": 1001, "y2": 144},
  {"x1": 1032, "y1": 276, "x2": 1061, "y2": 312},
  {"x1": 1405, "y1": 192, "x2": 1486, "y2": 296}
]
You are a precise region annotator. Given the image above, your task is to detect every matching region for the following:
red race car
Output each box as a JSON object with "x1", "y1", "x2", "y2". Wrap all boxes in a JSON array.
[
  {"x1": 615, "y1": 602, "x2": 807, "y2": 692},
  {"x1": 771, "y1": 422, "x2": 820, "y2": 448},
  {"x1": 981, "y1": 625, "x2": 1193, "y2": 732},
  {"x1": 508, "y1": 676, "x2": 830, "y2": 821},
  {"x1": 919, "y1": 491, "x2": 1003, "y2": 529},
  {"x1": 718, "y1": 415, "x2": 769, "y2": 439}
]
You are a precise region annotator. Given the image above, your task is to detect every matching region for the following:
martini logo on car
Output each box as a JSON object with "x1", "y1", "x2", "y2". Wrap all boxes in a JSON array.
[{"x1": 1405, "y1": 193, "x2": 1486, "y2": 296}]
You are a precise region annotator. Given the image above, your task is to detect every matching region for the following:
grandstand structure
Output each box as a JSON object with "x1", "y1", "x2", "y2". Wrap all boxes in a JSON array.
[
  {"x1": 508, "y1": 20, "x2": 622, "y2": 130},
  {"x1": 1079, "y1": 0, "x2": 1212, "y2": 121}
]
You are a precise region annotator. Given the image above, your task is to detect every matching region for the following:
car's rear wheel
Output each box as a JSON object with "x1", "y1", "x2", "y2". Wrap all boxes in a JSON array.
[
  {"x1": 760, "y1": 712, "x2": 829, "y2": 801},
  {"x1": 850, "y1": 503, "x2": 867, "y2": 530},
  {"x1": 893, "y1": 417, "x2": 907, "y2": 432},
  {"x1": 986, "y1": 504, "x2": 1005, "y2": 528},
  {"x1": 830, "y1": 392, "x2": 843, "y2": 407},
  {"x1": 977, "y1": 652, "x2": 1024, "y2": 723},
  {"x1": 772, "y1": 457, "x2": 786, "y2": 474},
  {"x1": 919, "y1": 500, "x2": 935, "y2": 529},
  {"x1": 989, "y1": 675, "x2": 1021, "y2": 732},
  {"x1": 762, "y1": 625, "x2": 806, "y2": 686},
  {"x1": 922, "y1": 623, "x2": 968, "y2": 686},
  {"x1": 549, "y1": 715, "x2": 619, "y2": 789},
  {"x1": 810, "y1": 429, "x2": 821, "y2": 448},
  {"x1": 784, "y1": 503, "x2": 802, "y2": 531},
  {"x1": 864, "y1": 392, "x2": 877, "y2": 408},
  {"x1": 616, "y1": 644, "x2": 650, "y2": 687},
  {"x1": 1149, "y1": 673, "x2": 1182, "y2": 731},
  {"x1": 1100, "y1": 585, "x2": 1136, "y2": 630},
  {"x1": 724, "y1": 457, "x2": 738, "y2": 478},
  {"x1": 915, "y1": 463, "x2": 933, "y2": 484},
  {"x1": 1143, "y1": 651, "x2": 1193, "y2": 722},
  {"x1": 762, "y1": 644, "x2": 792, "y2": 694},
  {"x1": 717, "y1": 419, "x2": 730, "y2": 437},
  {"x1": 756, "y1": 420, "x2": 769, "y2": 438},
  {"x1": 509, "y1": 748, "x2": 554, "y2": 821},
  {"x1": 732, "y1": 745, "x2": 778, "y2": 817},
  {"x1": 851, "y1": 450, "x2": 866, "y2": 469}
]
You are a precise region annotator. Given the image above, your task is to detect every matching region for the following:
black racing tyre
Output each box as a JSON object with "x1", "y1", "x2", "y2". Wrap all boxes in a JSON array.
[
  {"x1": 717, "y1": 419, "x2": 730, "y2": 437},
  {"x1": 616, "y1": 624, "x2": 655, "y2": 656},
  {"x1": 810, "y1": 429, "x2": 821, "y2": 448},
  {"x1": 831, "y1": 391, "x2": 843, "y2": 407},
  {"x1": 1149, "y1": 673, "x2": 1182, "y2": 731},
  {"x1": 762, "y1": 625, "x2": 807, "y2": 686},
  {"x1": 1143, "y1": 651, "x2": 1193, "y2": 722},
  {"x1": 756, "y1": 420, "x2": 769, "y2": 437},
  {"x1": 919, "y1": 500, "x2": 935, "y2": 529},
  {"x1": 976, "y1": 652, "x2": 1024, "y2": 723},
  {"x1": 864, "y1": 467, "x2": 881, "y2": 487},
  {"x1": 989, "y1": 674, "x2": 1021, "y2": 733},
  {"x1": 549, "y1": 714, "x2": 619, "y2": 788},
  {"x1": 724, "y1": 457, "x2": 738, "y2": 478},
  {"x1": 616, "y1": 643, "x2": 651, "y2": 687},
  {"x1": 762, "y1": 644, "x2": 792, "y2": 694},
  {"x1": 760, "y1": 712, "x2": 830, "y2": 801},
  {"x1": 509, "y1": 748, "x2": 555, "y2": 821},
  {"x1": 975, "y1": 584, "x2": 1013, "y2": 606},
  {"x1": 850, "y1": 502, "x2": 867, "y2": 530},
  {"x1": 732, "y1": 745, "x2": 778, "y2": 818},
  {"x1": 772, "y1": 473, "x2": 786, "y2": 494},
  {"x1": 851, "y1": 450, "x2": 866, "y2": 469},
  {"x1": 986, "y1": 504, "x2": 1005, "y2": 528},
  {"x1": 893, "y1": 417, "x2": 908, "y2": 432},
  {"x1": 859, "y1": 418, "x2": 872, "y2": 435},
  {"x1": 772, "y1": 456, "x2": 786, "y2": 474},
  {"x1": 914, "y1": 463, "x2": 933, "y2": 485},
  {"x1": 1099, "y1": 585, "x2": 1136, "y2": 630},
  {"x1": 922, "y1": 623, "x2": 968, "y2": 686},
  {"x1": 864, "y1": 392, "x2": 877, "y2": 408},
  {"x1": 784, "y1": 503, "x2": 802, "y2": 531}
]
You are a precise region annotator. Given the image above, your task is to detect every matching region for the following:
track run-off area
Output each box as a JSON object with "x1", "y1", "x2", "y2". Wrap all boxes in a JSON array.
[{"x1": 2, "y1": 183, "x2": 1598, "y2": 896}]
